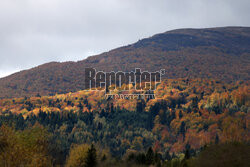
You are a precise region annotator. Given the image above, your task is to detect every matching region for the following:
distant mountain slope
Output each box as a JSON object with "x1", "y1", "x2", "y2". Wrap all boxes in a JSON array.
[{"x1": 0, "y1": 27, "x2": 250, "y2": 98}]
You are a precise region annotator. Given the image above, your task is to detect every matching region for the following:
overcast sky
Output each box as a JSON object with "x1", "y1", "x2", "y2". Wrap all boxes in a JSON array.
[{"x1": 0, "y1": 0, "x2": 250, "y2": 78}]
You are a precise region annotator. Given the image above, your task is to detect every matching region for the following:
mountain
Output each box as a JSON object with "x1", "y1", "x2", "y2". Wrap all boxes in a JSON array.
[{"x1": 0, "y1": 26, "x2": 250, "y2": 99}]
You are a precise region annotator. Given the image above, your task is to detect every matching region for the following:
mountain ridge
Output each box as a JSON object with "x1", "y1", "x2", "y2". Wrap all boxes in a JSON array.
[{"x1": 0, "y1": 26, "x2": 249, "y2": 99}]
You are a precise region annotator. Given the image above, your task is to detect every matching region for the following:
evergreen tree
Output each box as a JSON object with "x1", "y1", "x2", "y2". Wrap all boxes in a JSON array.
[
  {"x1": 136, "y1": 100, "x2": 145, "y2": 113},
  {"x1": 184, "y1": 143, "x2": 191, "y2": 159},
  {"x1": 146, "y1": 147, "x2": 154, "y2": 165},
  {"x1": 85, "y1": 144, "x2": 97, "y2": 167},
  {"x1": 78, "y1": 102, "x2": 83, "y2": 110},
  {"x1": 179, "y1": 121, "x2": 186, "y2": 140},
  {"x1": 110, "y1": 103, "x2": 114, "y2": 113},
  {"x1": 191, "y1": 96, "x2": 199, "y2": 110},
  {"x1": 179, "y1": 111, "x2": 183, "y2": 119},
  {"x1": 215, "y1": 134, "x2": 219, "y2": 144}
]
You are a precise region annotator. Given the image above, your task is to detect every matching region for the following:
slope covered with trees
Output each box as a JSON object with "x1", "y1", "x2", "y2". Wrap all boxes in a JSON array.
[
  {"x1": 0, "y1": 78, "x2": 249, "y2": 166},
  {"x1": 0, "y1": 27, "x2": 249, "y2": 98}
]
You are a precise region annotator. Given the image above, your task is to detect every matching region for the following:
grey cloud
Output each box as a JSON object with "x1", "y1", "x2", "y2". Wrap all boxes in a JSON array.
[{"x1": 0, "y1": 0, "x2": 250, "y2": 78}]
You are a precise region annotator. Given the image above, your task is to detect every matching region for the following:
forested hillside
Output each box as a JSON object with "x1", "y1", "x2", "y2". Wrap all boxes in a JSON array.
[
  {"x1": 0, "y1": 78, "x2": 249, "y2": 166},
  {"x1": 0, "y1": 27, "x2": 250, "y2": 98}
]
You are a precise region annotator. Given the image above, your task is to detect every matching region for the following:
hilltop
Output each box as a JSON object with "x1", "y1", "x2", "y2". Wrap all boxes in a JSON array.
[{"x1": 0, "y1": 27, "x2": 249, "y2": 98}]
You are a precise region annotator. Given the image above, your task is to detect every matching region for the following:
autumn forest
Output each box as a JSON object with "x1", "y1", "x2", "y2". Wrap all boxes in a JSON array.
[
  {"x1": 0, "y1": 27, "x2": 250, "y2": 167},
  {"x1": 0, "y1": 78, "x2": 249, "y2": 166}
]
